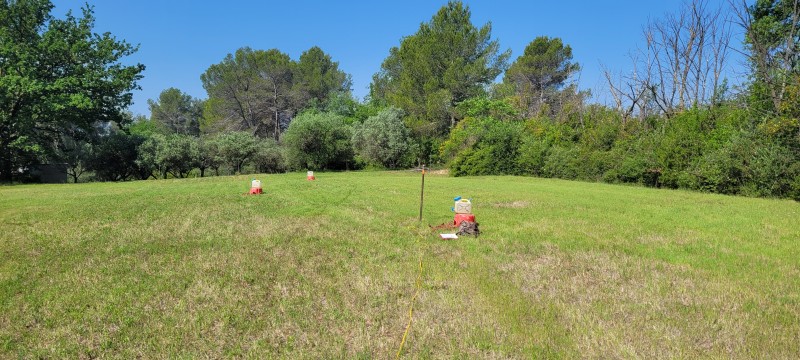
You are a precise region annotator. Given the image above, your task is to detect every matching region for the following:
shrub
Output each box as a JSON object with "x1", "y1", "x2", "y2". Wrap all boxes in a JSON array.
[
  {"x1": 159, "y1": 134, "x2": 199, "y2": 178},
  {"x1": 216, "y1": 131, "x2": 258, "y2": 174},
  {"x1": 351, "y1": 107, "x2": 412, "y2": 169},
  {"x1": 252, "y1": 138, "x2": 286, "y2": 173},
  {"x1": 677, "y1": 130, "x2": 799, "y2": 197},
  {"x1": 89, "y1": 133, "x2": 148, "y2": 181},
  {"x1": 283, "y1": 112, "x2": 353, "y2": 170},
  {"x1": 516, "y1": 136, "x2": 550, "y2": 176},
  {"x1": 443, "y1": 117, "x2": 523, "y2": 176},
  {"x1": 541, "y1": 145, "x2": 582, "y2": 179},
  {"x1": 790, "y1": 173, "x2": 800, "y2": 201},
  {"x1": 196, "y1": 137, "x2": 222, "y2": 177},
  {"x1": 742, "y1": 138, "x2": 796, "y2": 197}
]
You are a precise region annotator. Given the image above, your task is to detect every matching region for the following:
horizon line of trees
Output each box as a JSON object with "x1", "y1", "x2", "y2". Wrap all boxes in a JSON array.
[{"x1": 2, "y1": 0, "x2": 799, "y2": 200}]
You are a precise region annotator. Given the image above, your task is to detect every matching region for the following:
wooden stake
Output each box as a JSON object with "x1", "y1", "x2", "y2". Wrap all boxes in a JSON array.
[{"x1": 418, "y1": 165, "x2": 425, "y2": 223}]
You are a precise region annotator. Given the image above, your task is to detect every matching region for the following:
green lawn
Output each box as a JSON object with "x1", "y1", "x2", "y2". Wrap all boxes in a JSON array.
[{"x1": 1, "y1": 172, "x2": 799, "y2": 358}]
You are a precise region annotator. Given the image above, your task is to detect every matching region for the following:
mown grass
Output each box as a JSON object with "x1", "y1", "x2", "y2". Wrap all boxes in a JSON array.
[{"x1": 1, "y1": 172, "x2": 799, "y2": 358}]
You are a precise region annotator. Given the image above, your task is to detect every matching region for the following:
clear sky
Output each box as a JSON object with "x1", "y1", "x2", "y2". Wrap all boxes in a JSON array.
[{"x1": 50, "y1": 0, "x2": 744, "y2": 116}]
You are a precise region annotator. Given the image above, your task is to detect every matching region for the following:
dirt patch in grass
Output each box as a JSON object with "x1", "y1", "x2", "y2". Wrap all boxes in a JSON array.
[{"x1": 490, "y1": 200, "x2": 530, "y2": 209}]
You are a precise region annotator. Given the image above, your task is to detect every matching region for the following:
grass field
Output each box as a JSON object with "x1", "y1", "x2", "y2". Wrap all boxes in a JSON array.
[{"x1": 1, "y1": 172, "x2": 799, "y2": 358}]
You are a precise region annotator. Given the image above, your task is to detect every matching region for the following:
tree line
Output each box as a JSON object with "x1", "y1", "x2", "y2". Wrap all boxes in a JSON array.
[{"x1": 2, "y1": 0, "x2": 799, "y2": 200}]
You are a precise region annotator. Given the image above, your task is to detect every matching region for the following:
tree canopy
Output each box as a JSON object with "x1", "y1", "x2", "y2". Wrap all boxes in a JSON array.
[
  {"x1": 370, "y1": 0, "x2": 510, "y2": 137},
  {"x1": 148, "y1": 88, "x2": 203, "y2": 136},
  {"x1": 0, "y1": 0, "x2": 144, "y2": 181},
  {"x1": 502, "y1": 36, "x2": 581, "y2": 118},
  {"x1": 200, "y1": 46, "x2": 351, "y2": 140}
]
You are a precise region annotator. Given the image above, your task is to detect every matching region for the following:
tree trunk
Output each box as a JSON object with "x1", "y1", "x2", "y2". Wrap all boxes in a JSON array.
[
  {"x1": 200, "y1": 167, "x2": 205, "y2": 178},
  {"x1": 274, "y1": 86, "x2": 280, "y2": 142}
]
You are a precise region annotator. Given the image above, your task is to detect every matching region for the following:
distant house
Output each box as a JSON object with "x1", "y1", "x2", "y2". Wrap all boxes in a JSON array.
[{"x1": 30, "y1": 164, "x2": 68, "y2": 183}]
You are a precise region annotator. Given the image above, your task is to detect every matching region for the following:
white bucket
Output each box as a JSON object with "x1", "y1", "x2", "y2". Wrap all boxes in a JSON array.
[
  {"x1": 454, "y1": 199, "x2": 472, "y2": 214},
  {"x1": 251, "y1": 179, "x2": 262, "y2": 189}
]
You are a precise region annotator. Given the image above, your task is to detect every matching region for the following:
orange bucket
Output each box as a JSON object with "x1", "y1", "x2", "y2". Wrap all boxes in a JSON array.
[{"x1": 453, "y1": 213, "x2": 475, "y2": 226}]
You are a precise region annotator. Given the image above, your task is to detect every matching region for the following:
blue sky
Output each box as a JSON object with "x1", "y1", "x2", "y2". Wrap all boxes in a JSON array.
[{"x1": 51, "y1": 0, "x2": 745, "y2": 116}]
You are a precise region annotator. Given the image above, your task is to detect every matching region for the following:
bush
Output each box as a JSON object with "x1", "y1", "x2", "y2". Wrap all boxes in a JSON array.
[
  {"x1": 216, "y1": 131, "x2": 258, "y2": 174},
  {"x1": 742, "y1": 138, "x2": 797, "y2": 197},
  {"x1": 677, "y1": 130, "x2": 799, "y2": 197},
  {"x1": 790, "y1": 174, "x2": 800, "y2": 201},
  {"x1": 443, "y1": 117, "x2": 523, "y2": 176},
  {"x1": 351, "y1": 107, "x2": 412, "y2": 169},
  {"x1": 516, "y1": 136, "x2": 550, "y2": 176},
  {"x1": 583, "y1": 150, "x2": 620, "y2": 182},
  {"x1": 196, "y1": 136, "x2": 222, "y2": 177},
  {"x1": 283, "y1": 111, "x2": 353, "y2": 170},
  {"x1": 541, "y1": 145, "x2": 582, "y2": 179},
  {"x1": 159, "y1": 134, "x2": 198, "y2": 178},
  {"x1": 252, "y1": 138, "x2": 286, "y2": 173},
  {"x1": 136, "y1": 134, "x2": 165, "y2": 179},
  {"x1": 89, "y1": 133, "x2": 148, "y2": 181}
]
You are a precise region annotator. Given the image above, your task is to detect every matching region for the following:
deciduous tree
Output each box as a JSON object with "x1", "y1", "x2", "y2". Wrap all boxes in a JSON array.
[{"x1": 0, "y1": 0, "x2": 144, "y2": 181}]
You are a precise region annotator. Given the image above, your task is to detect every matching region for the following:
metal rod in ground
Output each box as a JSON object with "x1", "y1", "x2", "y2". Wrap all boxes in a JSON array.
[{"x1": 418, "y1": 165, "x2": 425, "y2": 223}]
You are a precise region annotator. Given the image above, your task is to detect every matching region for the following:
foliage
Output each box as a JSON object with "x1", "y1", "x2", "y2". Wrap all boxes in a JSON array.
[
  {"x1": 370, "y1": 1, "x2": 510, "y2": 137},
  {"x1": 283, "y1": 111, "x2": 353, "y2": 170},
  {"x1": 201, "y1": 46, "x2": 350, "y2": 140},
  {"x1": 502, "y1": 36, "x2": 582, "y2": 118},
  {"x1": 443, "y1": 117, "x2": 523, "y2": 176},
  {"x1": 351, "y1": 107, "x2": 412, "y2": 169},
  {"x1": 679, "y1": 130, "x2": 800, "y2": 197},
  {"x1": 88, "y1": 132, "x2": 147, "y2": 181},
  {"x1": 215, "y1": 131, "x2": 258, "y2": 174},
  {"x1": 148, "y1": 88, "x2": 203, "y2": 136},
  {"x1": 196, "y1": 137, "x2": 222, "y2": 177},
  {"x1": 294, "y1": 46, "x2": 353, "y2": 109},
  {"x1": 57, "y1": 136, "x2": 93, "y2": 183},
  {"x1": 127, "y1": 115, "x2": 161, "y2": 137},
  {"x1": 157, "y1": 134, "x2": 199, "y2": 178},
  {"x1": 251, "y1": 138, "x2": 286, "y2": 174},
  {"x1": 743, "y1": 0, "x2": 800, "y2": 115},
  {"x1": 454, "y1": 97, "x2": 519, "y2": 121},
  {"x1": 0, "y1": 1, "x2": 144, "y2": 182}
]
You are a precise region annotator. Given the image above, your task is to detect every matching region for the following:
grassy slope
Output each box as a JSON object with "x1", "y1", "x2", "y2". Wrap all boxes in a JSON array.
[{"x1": 1, "y1": 172, "x2": 799, "y2": 358}]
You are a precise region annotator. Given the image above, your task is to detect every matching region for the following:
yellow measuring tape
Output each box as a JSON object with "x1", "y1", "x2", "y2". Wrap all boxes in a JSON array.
[{"x1": 395, "y1": 233, "x2": 425, "y2": 359}]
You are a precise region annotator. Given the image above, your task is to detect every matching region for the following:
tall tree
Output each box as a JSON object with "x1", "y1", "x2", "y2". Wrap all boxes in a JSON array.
[
  {"x1": 0, "y1": 0, "x2": 144, "y2": 182},
  {"x1": 370, "y1": 1, "x2": 510, "y2": 136},
  {"x1": 201, "y1": 46, "x2": 350, "y2": 141},
  {"x1": 502, "y1": 36, "x2": 582, "y2": 118},
  {"x1": 201, "y1": 48, "x2": 284, "y2": 139},
  {"x1": 604, "y1": 0, "x2": 731, "y2": 120},
  {"x1": 295, "y1": 46, "x2": 352, "y2": 109},
  {"x1": 735, "y1": 0, "x2": 800, "y2": 115},
  {"x1": 148, "y1": 88, "x2": 203, "y2": 136}
]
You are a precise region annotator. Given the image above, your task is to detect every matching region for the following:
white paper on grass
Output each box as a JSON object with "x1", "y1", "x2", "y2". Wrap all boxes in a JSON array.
[{"x1": 439, "y1": 233, "x2": 458, "y2": 239}]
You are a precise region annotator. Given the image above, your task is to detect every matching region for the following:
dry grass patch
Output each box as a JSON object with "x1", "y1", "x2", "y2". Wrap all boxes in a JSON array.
[
  {"x1": 490, "y1": 200, "x2": 530, "y2": 209},
  {"x1": 504, "y1": 244, "x2": 797, "y2": 358}
]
